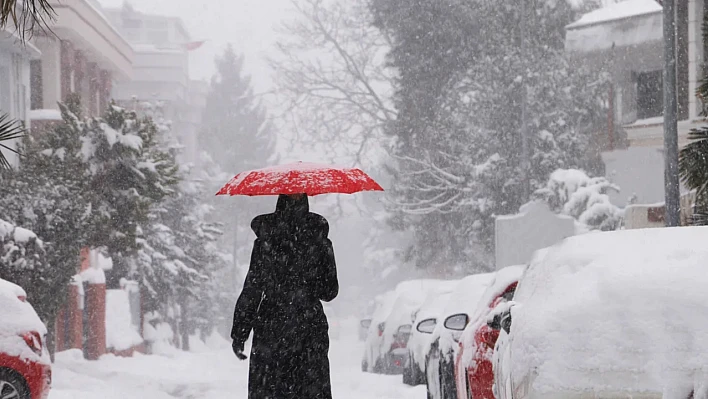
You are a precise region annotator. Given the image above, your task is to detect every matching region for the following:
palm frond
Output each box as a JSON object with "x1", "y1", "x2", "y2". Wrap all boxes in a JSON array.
[
  {"x1": 0, "y1": 112, "x2": 25, "y2": 169},
  {"x1": 0, "y1": 0, "x2": 56, "y2": 42},
  {"x1": 679, "y1": 127, "x2": 708, "y2": 195}
]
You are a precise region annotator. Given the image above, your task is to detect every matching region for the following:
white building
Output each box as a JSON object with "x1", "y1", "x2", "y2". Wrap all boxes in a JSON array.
[
  {"x1": 30, "y1": 0, "x2": 133, "y2": 123},
  {"x1": 0, "y1": 26, "x2": 41, "y2": 166},
  {"x1": 103, "y1": 3, "x2": 205, "y2": 165},
  {"x1": 565, "y1": 0, "x2": 704, "y2": 206}
]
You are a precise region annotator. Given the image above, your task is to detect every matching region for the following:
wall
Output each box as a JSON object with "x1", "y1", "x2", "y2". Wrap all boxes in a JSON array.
[{"x1": 495, "y1": 201, "x2": 576, "y2": 270}]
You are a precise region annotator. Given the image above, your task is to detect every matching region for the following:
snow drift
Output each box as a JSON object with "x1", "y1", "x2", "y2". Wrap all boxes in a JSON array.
[{"x1": 508, "y1": 227, "x2": 708, "y2": 395}]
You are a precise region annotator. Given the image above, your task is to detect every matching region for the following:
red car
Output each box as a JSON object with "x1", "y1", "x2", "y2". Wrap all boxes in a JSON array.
[
  {"x1": 0, "y1": 278, "x2": 51, "y2": 399},
  {"x1": 455, "y1": 266, "x2": 524, "y2": 399}
]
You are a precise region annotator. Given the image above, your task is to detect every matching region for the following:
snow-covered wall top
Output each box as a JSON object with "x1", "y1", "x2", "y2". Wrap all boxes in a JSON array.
[
  {"x1": 495, "y1": 201, "x2": 575, "y2": 270},
  {"x1": 565, "y1": 0, "x2": 662, "y2": 53},
  {"x1": 566, "y1": 0, "x2": 661, "y2": 29}
]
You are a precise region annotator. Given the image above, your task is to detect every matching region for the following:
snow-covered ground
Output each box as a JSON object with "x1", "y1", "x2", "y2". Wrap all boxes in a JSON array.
[{"x1": 49, "y1": 318, "x2": 425, "y2": 399}]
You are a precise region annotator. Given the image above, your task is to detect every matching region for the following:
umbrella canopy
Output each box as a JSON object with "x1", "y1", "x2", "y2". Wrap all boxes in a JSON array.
[{"x1": 216, "y1": 162, "x2": 384, "y2": 196}]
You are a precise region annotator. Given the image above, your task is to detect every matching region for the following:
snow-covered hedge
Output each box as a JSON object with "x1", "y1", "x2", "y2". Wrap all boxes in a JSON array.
[{"x1": 533, "y1": 168, "x2": 623, "y2": 231}]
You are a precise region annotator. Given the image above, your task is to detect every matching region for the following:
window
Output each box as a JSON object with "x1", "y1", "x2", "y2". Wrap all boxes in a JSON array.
[
  {"x1": 30, "y1": 60, "x2": 42, "y2": 110},
  {"x1": 636, "y1": 70, "x2": 663, "y2": 119}
]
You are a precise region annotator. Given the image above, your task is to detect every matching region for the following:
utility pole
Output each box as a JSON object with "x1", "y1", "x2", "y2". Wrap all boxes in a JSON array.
[
  {"x1": 520, "y1": 0, "x2": 530, "y2": 200},
  {"x1": 663, "y1": 0, "x2": 681, "y2": 226}
]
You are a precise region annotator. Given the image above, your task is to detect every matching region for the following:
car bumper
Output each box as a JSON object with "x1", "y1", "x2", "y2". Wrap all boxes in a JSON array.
[
  {"x1": 524, "y1": 391, "x2": 661, "y2": 399},
  {"x1": 22, "y1": 360, "x2": 51, "y2": 399}
]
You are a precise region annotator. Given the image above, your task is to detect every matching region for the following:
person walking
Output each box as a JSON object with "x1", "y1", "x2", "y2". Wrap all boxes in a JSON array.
[{"x1": 231, "y1": 194, "x2": 339, "y2": 399}]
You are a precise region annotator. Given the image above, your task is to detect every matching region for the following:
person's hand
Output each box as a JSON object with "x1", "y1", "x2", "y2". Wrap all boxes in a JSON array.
[{"x1": 232, "y1": 340, "x2": 247, "y2": 360}]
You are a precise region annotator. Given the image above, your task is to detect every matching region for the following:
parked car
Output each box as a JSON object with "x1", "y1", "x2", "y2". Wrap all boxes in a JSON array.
[
  {"x1": 454, "y1": 265, "x2": 525, "y2": 399},
  {"x1": 0, "y1": 278, "x2": 51, "y2": 399},
  {"x1": 378, "y1": 280, "x2": 458, "y2": 375},
  {"x1": 490, "y1": 227, "x2": 708, "y2": 399},
  {"x1": 404, "y1": 290, "x2": 453, "y2": 386},
  {"x1": 425, "y1": 273, "x2": 494, "y2": 399},
  {"x1": 362, "y1": 279, "x2": 453, "y2": 374}
]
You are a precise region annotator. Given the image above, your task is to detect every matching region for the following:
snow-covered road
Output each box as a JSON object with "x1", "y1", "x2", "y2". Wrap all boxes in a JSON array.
[{"x1": 49, "y1": 326, "x2": 425, "y2": 398}]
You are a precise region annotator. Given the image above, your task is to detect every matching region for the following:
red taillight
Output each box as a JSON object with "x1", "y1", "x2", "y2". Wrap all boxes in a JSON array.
[
  {"x1": 17, "y1": 295, "x2": 26, "y2": 302},
  {"x1": 22, "y1": 332, "x2": 42, "y2": 356}
]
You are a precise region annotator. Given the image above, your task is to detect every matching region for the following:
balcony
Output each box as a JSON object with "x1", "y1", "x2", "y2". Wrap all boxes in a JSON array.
[{"x1": 48, "y1": 0, "x2": 133, "y2": 80}]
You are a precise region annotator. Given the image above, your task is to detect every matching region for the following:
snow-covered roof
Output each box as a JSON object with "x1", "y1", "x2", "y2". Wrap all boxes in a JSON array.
[
  {"x1": 566, "y1": 0, "x2": 661, "y2": 29},
  {"x1": 508, "y1": 226, "x2": 708, "y2": 394}
]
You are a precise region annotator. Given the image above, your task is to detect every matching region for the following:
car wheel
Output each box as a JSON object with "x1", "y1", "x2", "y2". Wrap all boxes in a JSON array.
[{"x1": 0, "y1": 368, "x2": 30, "y2": 399}]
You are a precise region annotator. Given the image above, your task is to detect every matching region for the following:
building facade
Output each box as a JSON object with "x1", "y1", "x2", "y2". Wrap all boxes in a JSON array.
[
  {"x1": 565, "y1": 0, "x2": 705, "y2": 206},
  {"x1": 103, "y1": 3, "x2": 204, "y2": 165},
  {"x1": 29, "y1": 0, "x2": 133, "y2": 126},
  {"x1": 0, "y1": 26, "x2": 41, "y2": 166}
]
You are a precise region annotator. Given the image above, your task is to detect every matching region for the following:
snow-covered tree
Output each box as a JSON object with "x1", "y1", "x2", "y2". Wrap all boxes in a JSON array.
[
  {"x1": 533, "y1": 168, "x2": 623, "y2": 231},
  {"x1": 373, "y1": 0, "x2": 609, "y2": 272},
  {"x1": 0, "y1": 97, "x2": 93, "y2": 356}
]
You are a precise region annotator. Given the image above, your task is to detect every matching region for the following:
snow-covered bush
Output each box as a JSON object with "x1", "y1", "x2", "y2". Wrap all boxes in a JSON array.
[{"x1": 533, "y1": 168, "x2": 623, "y2": 231}]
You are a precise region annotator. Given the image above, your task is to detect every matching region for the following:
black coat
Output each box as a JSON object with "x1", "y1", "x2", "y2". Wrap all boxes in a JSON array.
[{"x1": 231, "y1": 195, "x2": 339, "y2": 399}]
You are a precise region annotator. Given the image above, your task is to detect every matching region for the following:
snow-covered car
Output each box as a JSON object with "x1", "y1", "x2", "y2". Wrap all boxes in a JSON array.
[
  {"x1": 0, "y1": 278, "x2": 51, "y2": 399},
  {"x1": 362, "y1": 279, "x2": 453, "y2": 374},
  {"x1": 378, "y1": 280, "x2": 458, "y2": 376},
  {"x1": 490, "y1": 227, "x2": 708, "y2": 399},
  {"x1": 454, "y1": 265, "x2": 524, "y2": 399},
  {"x1": 425, "y1": 273, "x2": 495, "y2": 399},
  {"x1": 404, "y1": 290, "x2": 453, "y2": 386}
]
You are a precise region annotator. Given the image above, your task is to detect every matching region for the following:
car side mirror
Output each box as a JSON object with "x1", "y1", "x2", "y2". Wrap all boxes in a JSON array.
[
  {"x1": 444, "y1": 313, "x2": 469, "y2": 331},
  {"x1": 416, "y1": 318, "x2": 436, "y2": 334},
  {"x1": 360, "y1": 319, "x2": 372, "y2": 329}
]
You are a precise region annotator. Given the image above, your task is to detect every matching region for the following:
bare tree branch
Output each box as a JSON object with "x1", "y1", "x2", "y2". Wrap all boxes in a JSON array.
[{"x1": 270, "y1": 0, "x2": 396, "y2": 168}]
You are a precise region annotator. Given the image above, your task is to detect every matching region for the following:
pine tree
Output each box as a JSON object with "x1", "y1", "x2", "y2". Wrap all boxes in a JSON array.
[
  {"x1": 201, "y1": 44, "x2": 275, "y2": 173},
  {"x1": 200, "y1": 44, "x2": 277, "y2": 284},
  {"x1": 0, "y1": 97, "x2": 92, "y2": 355}
]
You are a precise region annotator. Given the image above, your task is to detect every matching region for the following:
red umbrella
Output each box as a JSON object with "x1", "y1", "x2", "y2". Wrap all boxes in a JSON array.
[{"x1": 216, "y1": 162, "x2": 384, "y2": 196}]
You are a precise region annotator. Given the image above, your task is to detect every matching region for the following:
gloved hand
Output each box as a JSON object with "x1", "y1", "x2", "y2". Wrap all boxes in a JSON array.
[{"x1": 232, "y1": 340, "x2": 247, "y2": 360}]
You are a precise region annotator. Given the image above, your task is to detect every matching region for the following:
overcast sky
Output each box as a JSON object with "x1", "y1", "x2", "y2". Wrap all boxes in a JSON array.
[{"x1": 98, "y1": 0, "x2": 292, "y2": 93}]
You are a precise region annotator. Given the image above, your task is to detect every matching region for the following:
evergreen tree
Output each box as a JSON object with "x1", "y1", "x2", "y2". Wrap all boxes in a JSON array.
[
  {"x1": 0, "y1": 97, "x2": 92, "y2": 355},
  {"x1": 200, "y1": 44, "x2": 277, "y2": 283},
  {"x1": 201, "y1": 44, "x2": 276, "y2": 173}
]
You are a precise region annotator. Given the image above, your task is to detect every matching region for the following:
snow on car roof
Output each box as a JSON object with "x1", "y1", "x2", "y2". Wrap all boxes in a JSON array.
[
  {"x1": 509, "y1": 226, "x2": 708, "y2": 394},
  {"x1": 415, "y1": 290, "x2": 455, "y2": 323},
  {"x1": 441, "y1": 273, "x2": 495, "y2": 317}
]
